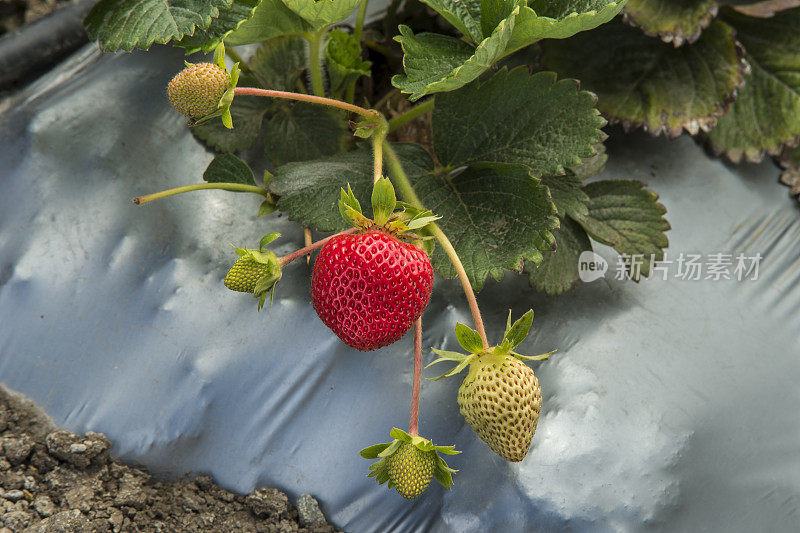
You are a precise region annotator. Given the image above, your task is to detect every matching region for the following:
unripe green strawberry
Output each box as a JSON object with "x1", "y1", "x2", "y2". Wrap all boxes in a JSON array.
[
  {"x1": 457, "y1": 353, "x2": 542, "y2": 462},
  {"x1": 387, "y1": 443, "x2": 436, "y2": 499},
  {"x1": 167, "y1": 62, "x2": 228, "y2": 119},
  {"x1": 225, "y1": 256, "x2": 269, "y2": 293}
]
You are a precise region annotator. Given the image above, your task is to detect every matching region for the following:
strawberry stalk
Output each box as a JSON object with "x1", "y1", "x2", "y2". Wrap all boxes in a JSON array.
[
  {"x1": 233, "y1": 87, "x2": 379, "y2": 120},
  {"x1": 408, "y1": 317, "x2": 423, "y2": 436},
  {"x1": 133, "y1": 182, "x2": 268, "y2": 205},
  {"x1": 278, "y1": 228, "x2": 359, "y2": 266},
  {"x1": 382, "y1": 142, "x2": 490, "y2": 350}
]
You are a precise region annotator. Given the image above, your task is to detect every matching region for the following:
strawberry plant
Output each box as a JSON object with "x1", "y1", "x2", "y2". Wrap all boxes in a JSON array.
[{"x1": 81, "y1": 0, "x2": 799, "y2": 500}]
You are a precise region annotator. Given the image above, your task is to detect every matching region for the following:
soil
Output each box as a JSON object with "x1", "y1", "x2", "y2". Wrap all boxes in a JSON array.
[
  {"x1": 0, "y1": 385, "x2": 339, "y2": 533},
  {"x1": 0, "y1": 0, "x2": 71, "y2": 35}
]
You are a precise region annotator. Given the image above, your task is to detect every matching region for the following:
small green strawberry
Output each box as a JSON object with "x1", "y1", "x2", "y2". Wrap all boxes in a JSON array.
[
  {"x1": 167, "y1": 62, "x2": 228, "y2": 119},
  {"x1": 225, "y1": 256, "x2": 270, "y2": 293},
  {"x1": 360, "y1": 428, "x2": 459, "y2": 500},
  {"x1": 224, "y1": 233, "x2": 282, "y2": 310},
  {"x1": 428, "y1": 310, "x2": 554, "y2": 462},
  {"x1": 387, "y1": 443, "x2": 436, "y2": 499}
]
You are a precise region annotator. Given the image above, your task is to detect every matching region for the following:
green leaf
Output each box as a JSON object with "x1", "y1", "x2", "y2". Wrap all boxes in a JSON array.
[
  {"x1": 418, "y1": 0, "x2": 484, "y2": 43},
  {"x1": 621, "y1": 0, "x2": 718, "y2": 46},
  {"x1": 84, "y1": 0, "x2": 232, "y2": 52},
  {"x1": 501, "y1": 309, "x2": 534, "y2": 350},
  {"x1": 174, "y1": 0, "x2": 259, "y2": 53},
  {"x1": 269, "y1": 147, "x2": 374, "y2": 232},
  {"x1": 541, "y1": 19, "x2": 747, "y2": 138},
  {"x1": 778, "y1": 144, "x2": 800, "y2": 201},
  {"x1": 433, "y1": 67, "x2": 606, "y2": 177},
  {"x1": 541, "y1": 173, "x2": 590, "y2": 219},
  {"x1": 569, "y1": 143, "x2": 608, "y2": 181},
  {"x1": 326, "y1": 29, "x2": 372, "y2": 98},
  {"x1": 250, "y1": 36, "x2": 307, "y2": 92},
  {"x1": 263, "y1": 104, "x2": 347, "y2": 166},
  {"x1": 391, "y1": 19, "x2": 516, "y2": 101},
  {"x1": 402, "y1": 147, "x2": 558, "y2": 290},
  {"x1": 455, "y1": 323, "x2": 484, "y2": 353},
  {"x1": 572, "y1": 180, "x2": 670, "y2": 279},
  {"x1": 482, "y1": 0, "x2": 520, "y2": 38},
  {"x1": 192, "y1": 84, "x2": 271, "y2": 152},
  {"x1": 371, "y1": 178, "x2": 397, "y2": 225},
  {"x1": 505, "y1": 0, "x2": 627, "y2": 55},
  {"x1": 225, "y1": 0, "x2": 309, "y2": 45},
  {"x1": 203, "y1": 153, "x2": 256, "y2": 185},
  {"x1": 528, "y1": 217, "x2": 592, "y2": 295},
  {"x1": 282, "y1": 0, "x2": 360, "y2": 30},
  {"x1": 707, "y1": 7, "x2": 800, "y2": 162}
]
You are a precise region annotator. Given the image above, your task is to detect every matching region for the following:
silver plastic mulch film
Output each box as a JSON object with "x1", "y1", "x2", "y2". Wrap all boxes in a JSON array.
[{"x1": 1, "y1": 45, "x2": 799, "y2": 532}]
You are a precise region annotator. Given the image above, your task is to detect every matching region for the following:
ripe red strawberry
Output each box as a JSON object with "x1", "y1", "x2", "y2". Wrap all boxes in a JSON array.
[
  {"x1": 311, "y1": 230, "x2": 433, "y2": 351},
  {"x1": 457, "y1": 353, "x2": 542, "y2": 462},
  {"x1": 167, "y1": 62, "x2": 228, "y2": 119}
]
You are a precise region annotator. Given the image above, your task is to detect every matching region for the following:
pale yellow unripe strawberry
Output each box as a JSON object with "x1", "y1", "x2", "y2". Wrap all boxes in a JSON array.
[
  {"x1": 457, "y1": 354, "x2": 542, "y2": 462},
  {"x1": 167, "y1": 62, "x2": 228, "y2": 119}
]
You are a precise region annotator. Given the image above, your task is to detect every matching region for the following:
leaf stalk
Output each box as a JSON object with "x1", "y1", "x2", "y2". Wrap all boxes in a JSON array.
[{"x1": 133, "y1": 183, "x2": 267, "y2": 205}]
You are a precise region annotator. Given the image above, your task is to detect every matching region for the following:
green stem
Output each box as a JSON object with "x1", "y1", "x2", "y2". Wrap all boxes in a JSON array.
[
  {"x1": 383, "y1": 142, "x2": 490, "y2": 350},
  {"x1": 234, "y1": 87, "x2": 379, "y2": 120},
  {"x1": 388, "y1": 98, "x2": 434, "y2": 132},
  {"x1": 133, "y1": 183, "x2": 267, "y2": 206},
  {"x1": 345, "y1": 0, "x2": 370, "y2": 104},
  {"x1": 373, "y1": 129, "x2": 387, "y2": 183},
  {"x1": 353, "y1": 0, "x2": 369, "y2": 45},
  {"x1": 306, "y1": 29, "x2": 327, "y2": 97}
]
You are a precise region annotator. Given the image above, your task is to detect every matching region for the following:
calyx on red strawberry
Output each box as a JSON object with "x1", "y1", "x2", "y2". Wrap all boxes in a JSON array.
[
  {"x1": 311, "y1": 178, "x2": 440, "y2": 351},
  {"x1": 427, "y1": 310, "x2": 555, "y2": 462},
  {"x1": 360, "y1": 428, "x2": 459, "y2": 499}
]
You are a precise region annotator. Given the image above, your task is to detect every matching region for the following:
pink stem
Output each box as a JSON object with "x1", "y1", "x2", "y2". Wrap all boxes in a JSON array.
[
  {"x1": 234, "y1": 87, "x2": 379, "y2": 119},
  {"x1": 408, "y1": 317, "x2": 422, "y2": 436},
  {"x1": 278, "y1": 228, "x2": 358, "y2": 266}
]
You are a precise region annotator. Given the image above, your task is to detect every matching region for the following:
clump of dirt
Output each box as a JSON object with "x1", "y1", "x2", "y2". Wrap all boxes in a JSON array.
[
  {"x1": 0, "y1": 0, "x2": 71, "y2": 35},
  {"x1": 0, "y1": 386, "x2": 338, "y2": 532}
]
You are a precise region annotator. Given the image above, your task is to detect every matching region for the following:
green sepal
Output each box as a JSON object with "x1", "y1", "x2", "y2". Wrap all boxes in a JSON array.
[
  {"x1": 455, "y1": 323, "x2": 483, "y2": 353},
  {"x1": 258, "y1": 199, "x2": 277, "y2": 217},
  {"x1": 371, "y1": 177, "x2": 397, "y2": 226},
  {"x1": 189, "y1": 45, "x2": 241, "y2": 129},
  {"x1": 338, "y1": 184, "x2": 363, "y2": 224},
  {"x1": 361, "y1": 429, "x2": 460, "y2": 493},
  {"x1": 231, "y1": 244, "x2": 283, "y2": 310},
  {"x1": 258, "y1": 232, "x2": 281, "y2": 250},
  {"x1": 496, "y1": 309, "x2": 534, "y2": 353},
  {"x1": 511, "y1": 349, "x2": 556, "y2": 362},
  {"x1": 359, "y1": 442, "x2": 393, "y2": 459},
  {"x1": 427, "y1": 349, "x2": 477, "y2": 380},
  {"x1": 433, "y1": 454, "x2": 458, "y2": 490}
]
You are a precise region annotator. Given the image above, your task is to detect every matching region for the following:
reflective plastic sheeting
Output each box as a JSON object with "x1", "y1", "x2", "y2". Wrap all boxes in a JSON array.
[{"x1": 1, "y1": 45, "x2": 799, "y2": 532}]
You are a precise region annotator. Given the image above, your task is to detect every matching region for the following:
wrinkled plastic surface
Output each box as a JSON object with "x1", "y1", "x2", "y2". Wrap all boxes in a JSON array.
[{"x1": 1, "y1": 45, "x2": 799, "y2": 532}]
